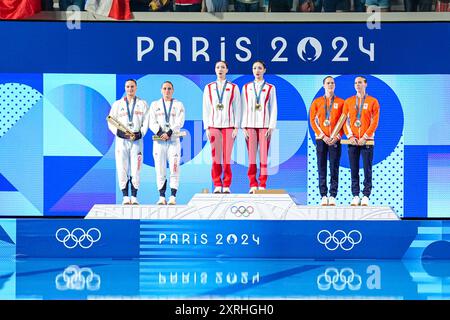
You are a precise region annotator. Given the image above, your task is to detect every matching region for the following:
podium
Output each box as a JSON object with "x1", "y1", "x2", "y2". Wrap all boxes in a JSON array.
[
  {"x1": 86, "y1": 193, "x2": 399, "y2": 220},
  {"x1": 7, "y1": 193, "x2": 442, "y2": 260}
]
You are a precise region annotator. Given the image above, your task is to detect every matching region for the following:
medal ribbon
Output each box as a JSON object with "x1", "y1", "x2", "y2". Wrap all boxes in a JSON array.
[
  {"x1": 125, "y1": 97, "x2": 137, "y2": 126},
  {"x1": 355, "y1": 94, "x2": 366, "y2": 122},
  {"x1": 216, "y1": 80, "x2": 228, "y2": 107},
  {"x1": 253, "y1": 81, "x2": 266, "y2": 107},
  {"x1": 162, "y1": 98, "x2": 174, "y2": 126},
  {"x1": 323, "y1": 95, "x2": 335, "y2": 122}
]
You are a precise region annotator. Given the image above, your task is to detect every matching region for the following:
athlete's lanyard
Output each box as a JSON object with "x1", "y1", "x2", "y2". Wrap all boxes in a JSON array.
[
  {"x1": 323, "y1": 95, "x2": 335, "y2": 121},
  {"x1": 125, "y1": 97, "x2": 136, "y2": 127},
  {"x1": 355, "y1": 94, "x2": 366, "y2": 121},
  {"x1": 216, "y1": 80, "x2": 228, "y2": 107},
  {"x1": 253, "y1": 81, "x2": 266, "y2": 109},
  {"x1": 162, "y1": 98, "x2": 174, "y2": 126}
]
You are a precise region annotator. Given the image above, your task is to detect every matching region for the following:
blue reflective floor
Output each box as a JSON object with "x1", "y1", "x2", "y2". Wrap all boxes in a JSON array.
[{"x1": 1, "y1": 259, "x2": 450, "y2": 300}]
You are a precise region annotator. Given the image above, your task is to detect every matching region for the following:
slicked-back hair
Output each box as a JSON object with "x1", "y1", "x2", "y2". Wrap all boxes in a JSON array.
[
  {"x1": 253, "y1": 60, "x2": 266, "y2": 70},
  {"x1": 215, "y1": 60, "x2": 228, "y2": 68},
  {"x1": 356, "y1": 76, "x2": 367, "y2": 83},
  {"x1": 323, "y1": 76, "x2": 334, "y2": 84},
  {"x1": 162, "y1": 81, "x2": 174, "y2": 89},
  {"x1": 125, "y1": 79, "x2": 137, "y2": 85}
]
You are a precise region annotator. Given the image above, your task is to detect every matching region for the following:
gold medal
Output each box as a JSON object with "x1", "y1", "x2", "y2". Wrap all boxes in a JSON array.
[
  {"x1": 216, "y1": 103, "x2": 224, "y2": 110},
  {"x1": 355, "y1": 120, "x2": 361, "y2": 128},
  {"x1": 323, "y1": 120, "x2": 330, "y2": 127},
  {"x1": 255, "y1": 103, "x2": 261, "y2": 110}
]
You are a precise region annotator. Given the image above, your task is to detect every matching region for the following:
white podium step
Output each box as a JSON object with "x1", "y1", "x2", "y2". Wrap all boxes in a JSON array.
[{"x1": 86, "y1": 193, "x2": 399, "y2": 220}]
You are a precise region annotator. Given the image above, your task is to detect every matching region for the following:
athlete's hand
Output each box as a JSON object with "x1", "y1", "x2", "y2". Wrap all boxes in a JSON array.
[
  {"x1": 358, "y1": 137, "x2": 367, "y2": 146},
  {"x1": 243, "y1": 129, "x2": 249, "y2": 139},
  {"x1": 232, "y1": 128, "x2": 238, "y2": 139},
  {"x1": 160, "y1": 133, "x2": 169, "y2": 141},
  {"x1": 328, "y1": 137, "x2": 338, "y2": 145},
  {"x1": 265, "y1": 128, "x2": 273, "y2": 138},
  {"x1": 322, "y1": 136, "x2": 330, "y2": 144},
  {"x1": 350, "y1": 137, "x2": 358, "y2": 145},
  {"x1": 206, "y1": 129, "x2": 211, "y2": 140}
]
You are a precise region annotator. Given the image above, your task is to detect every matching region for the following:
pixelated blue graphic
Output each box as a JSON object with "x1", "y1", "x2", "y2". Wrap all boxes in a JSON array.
[
  {"x1": 0, "y1": 95, "x2": 43, "y2": 213},
  {"x1": 0, "y1": 174, "x2": 16, "y2": 191},
  {"x1": 44, "y1": 156, "x2": 102, "y2": 214},
  {"x1": 0, "y1": 226, "x2": 14, "y2": 245},
  {"x1": 46, "y1": 84, "x2": 114, "y2": 155}
]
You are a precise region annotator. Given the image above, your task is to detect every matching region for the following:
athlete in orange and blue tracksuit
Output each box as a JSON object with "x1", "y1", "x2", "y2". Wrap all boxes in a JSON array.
[
  {"x1": 309, "y1": 76, "x2": 345, "y2": 205},
  {"x1": 343, "y1": 76, "x2": 380, "y2": 206}
]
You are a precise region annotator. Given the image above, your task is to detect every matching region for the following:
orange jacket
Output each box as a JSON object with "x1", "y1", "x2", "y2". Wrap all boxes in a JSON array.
[
  {"x1": 309, "y1": 95, "x2": 345, "y2": 139},
  {"x1": 343, "y1": 95, "x2": 380, "y2": 140}
]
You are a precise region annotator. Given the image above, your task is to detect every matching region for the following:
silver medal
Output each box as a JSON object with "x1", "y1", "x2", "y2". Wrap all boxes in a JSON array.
[
  {"x1": 323, "y1": 120, "x2": 330, "y2": 127},
  {"x1": 355, "y1": 120, "x2": 361, "y2": 128}
]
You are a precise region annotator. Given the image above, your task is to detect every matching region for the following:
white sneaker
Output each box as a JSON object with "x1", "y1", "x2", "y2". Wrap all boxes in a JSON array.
[
  {"x1": 351, "y1": 196, "x2": 361, "y2": 206},
  {"x1": 213, "y1": 186, "x2": 222, "y2": 194},
  {"x1": 168, "y1": 196, "x2": 176, "y2": 205},
  {"x1": 361, "y1": 196, "x2": 369, "y2": 206},
  {"x1": 222, "y1": 187, "x2": 231, "y2": 194},
  {"x1": 328, "y1": 196, "x2": 336, "y2": 206},
  {"x1": 130, "y1": 196, "x2": 139, "y2": 205},
  {"x1": 249, "y1": 186, "x2": 258, "y2": 194},
  {"x1": 122, "y1": 196, "x2": 131, "y2": 205},
  {"x1": 258, "y1": 187, "x2": 266, "y2": 190},
  {"x1": 320, "y1": 196, "x2": 328, "y2": 206},
  {"x1": 156, "y1": 196, "x2": 166, "y2": 205}
]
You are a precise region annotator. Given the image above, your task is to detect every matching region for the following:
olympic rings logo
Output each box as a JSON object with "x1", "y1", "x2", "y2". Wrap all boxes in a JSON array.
[
  {"x1": 55, "y1": 227, "x2": 101, "y2": 249},
  {"x1": 317, "y1": 267, "x2": 362, "y2": 291},
  {"x1": 55, "y1": 265, "x2": 101, "y2": 291},
  {"x1": 230, "y1": 205, "x2": 254, "y2": 217},
  {"x1": 317, "y1": 229, "x2": 362, "y2": 251}
]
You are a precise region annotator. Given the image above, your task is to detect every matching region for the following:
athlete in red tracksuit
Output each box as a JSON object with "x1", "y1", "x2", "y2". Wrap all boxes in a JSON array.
[
  {"x1": 241, "y1": 60, "x2": 277, "y2": 194},
  {"x1": 203, "y1": 61, "x2": 241, "y2": 194}
]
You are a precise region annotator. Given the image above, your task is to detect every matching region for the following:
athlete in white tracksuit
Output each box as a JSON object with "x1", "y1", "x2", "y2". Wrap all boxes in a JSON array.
[
  {"x1": 203, "y1": 60, "x2": 241, "y2": 194},
  {"x1": 107, "y1": 79, "x2": 149, "y2": 205},
  {"x1": 241, "y1": 60, "x2": 277, "y2": 193},
  {"x1": 148, "y1": 81, "x2": 185, "y2": 205}
]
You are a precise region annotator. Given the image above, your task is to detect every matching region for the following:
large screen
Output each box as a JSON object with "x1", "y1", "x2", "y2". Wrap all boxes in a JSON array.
[{"x1": 0, "y1": 21, "x2": 449, "y2": 218}]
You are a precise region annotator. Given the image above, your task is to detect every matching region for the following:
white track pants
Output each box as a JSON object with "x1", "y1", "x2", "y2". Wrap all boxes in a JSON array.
[
  {"x1": 153, "y1": 139, "x2": 181, "y2": 191},
  {"x1": 115, "y1": 138, "x2": 143, "y2": 190}
]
